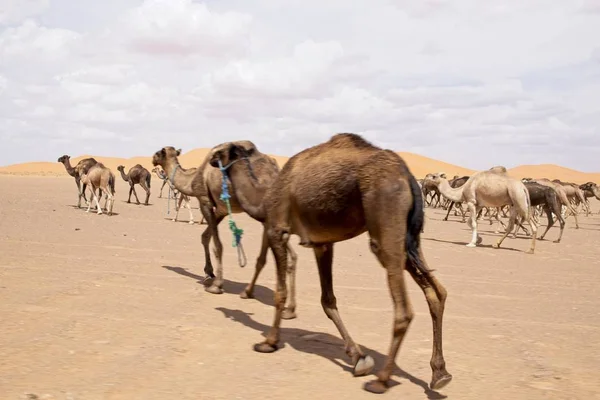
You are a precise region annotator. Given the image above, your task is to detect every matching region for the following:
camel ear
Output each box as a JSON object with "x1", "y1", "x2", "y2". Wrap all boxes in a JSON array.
[{"x1": 176, "y1": 148, "x2": 182, "y2": 156}]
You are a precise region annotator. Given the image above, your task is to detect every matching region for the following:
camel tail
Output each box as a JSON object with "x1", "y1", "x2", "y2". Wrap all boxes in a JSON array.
[
  {"x1": 406, "y1": 174, "x2": 430, "y2": 274},
  {"x1": 146, "y1": 173, "x2": 151, "y2": 188},
  {"x1": 109, "y1": 174, "x2": 116, "y2": 195}
]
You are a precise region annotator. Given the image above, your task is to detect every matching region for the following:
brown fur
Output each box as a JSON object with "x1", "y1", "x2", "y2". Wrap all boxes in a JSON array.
[
  {"x1": 252, "y1": 133, "x2": 451, "y2": 394},
  {"x1": 531, "y1": 178, "x2": 580, "y2": 228},
  {"x1": 152, "y1": 143, "x2": 297, "y2": 314},
  {"x1": 81, "y1": 163, "x2": 116, "y2": 216},
  {"x1": 57, "y1": 155, "x2": 102, "y2": 207},
  {"x1": 117, "y1": 164, "x2": 151, "y2": 205}
]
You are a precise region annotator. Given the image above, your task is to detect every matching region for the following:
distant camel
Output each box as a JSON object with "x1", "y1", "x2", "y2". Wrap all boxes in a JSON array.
[
  {"x1": 253, "y1": 133, "x2": 451, "y2": 395},
  {"x1": 57, "y1": 155, "x2": 102, "y2": 207},
  {"x1": 81, "y1": 163, "x2": 116, "y2": 215},
  {"x1": 117, "y1": 164, "x2": 151, "y2": 205},
  {"x1": 527, "y1": 178, "x2": 580, "y2": 228},
  {"x1": 151, "y1": 166, "x2": 198, "y2": 224},
  {"x1": 552, "y1": 179, "x2": 589, "y2": 216},
  {"x1": 579, "y1": 182, "x2": 600, "y2": 213},
  {"x1": 516, "y1": 181, "x2": 565, "y2": 243},
  {"x1": 442, "y1": 175, "x2": 469, "y2": 221},
  {"x1": 428, "y1": 168, "x2": 537, "y2": 253}
]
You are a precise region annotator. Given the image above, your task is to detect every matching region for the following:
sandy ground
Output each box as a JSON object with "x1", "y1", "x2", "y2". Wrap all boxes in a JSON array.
[{"x1": 1, "y1": 175, "x2": 599, "y2": 400}]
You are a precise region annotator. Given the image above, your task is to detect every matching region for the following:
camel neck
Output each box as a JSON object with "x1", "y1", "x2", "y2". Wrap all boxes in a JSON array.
[
  {"x1": 119, "y1": 169, "x2": 129, "y2": 181},
  {"x1": 437, "y1": 179, "x2": 464, "y2": 202},
  {"x1": 164, "y1": 162, "x2": 195, "y2": 196},
  {"x1": 61, "y1": 160, "x2": 76, "y2": 177}
]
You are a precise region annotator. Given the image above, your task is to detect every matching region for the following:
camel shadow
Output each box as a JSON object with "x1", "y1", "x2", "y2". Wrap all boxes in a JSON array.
[
  {"x1": 162, "y1": 218, "x2": 197, "y2": 225},
  {"x1": 162, "y1": 266, "x2": 274, "y2": 306},
  {"x1": 423, "y1": 237, "x2": 521, "y2": 252},
  {"x1": 215, "y1": 307, "x2": 447, "y2": 399}
]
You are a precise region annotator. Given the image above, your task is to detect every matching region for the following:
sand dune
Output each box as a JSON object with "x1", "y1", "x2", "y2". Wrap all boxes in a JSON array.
[{"x1": 1, "y1": 148, "x2": 598, "y2": 183}]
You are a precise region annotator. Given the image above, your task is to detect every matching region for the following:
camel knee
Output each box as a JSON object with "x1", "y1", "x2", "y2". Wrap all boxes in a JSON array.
[
  {"x1": 321, "y1": 293, "x2": 338, "y2": 316},
  {"x1": 274, "y1": 288, "x2": 288, "y2": 308},
  {"x1": 393, "y1": 312, "x2": 414, "y2": 336}
]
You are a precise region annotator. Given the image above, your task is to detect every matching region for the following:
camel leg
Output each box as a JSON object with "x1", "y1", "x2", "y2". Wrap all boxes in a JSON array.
[
  {"x1": 241, "y1": 227, "x2": 269, "y2": 300},
  {"x1": 539, "y1": 205, "x2": 554, "y2": 241},
  {"x1": 283, "y1": 243, "x2": 298, "y2": 319},
  {"x1": 466, "y1": 203, "x2": 481, "y2": 247},
  {"x1": 402, "y1": 254, "x2": 452, "y2": 391},
  {"x1": 443, "y1": 201, "x2": 454, "y2": 221},
  {"x1": 140, "y1": 182, "x2": 150, "y2": 205},
  {"x1": 200, "y1": 203, "x2": 224, "y2": 293},
  {"x1": 131, "y1": 185, "x2": 141, "y2": 205},
  {"x1": 313, "y1": 244, "x2": 375, "y2": 377},
  {"x1": 76, "y1": 178, "x2": 83, "y2": 208},
  {"x1": 184, "y1": 197, "x2": 195, "y2": 224},
  {"x1": 159, "y1": 180, "x2": 167, "y2": 198},
  {"x1": 127, "y1": 186, "x2": 133, "y2": 203}
]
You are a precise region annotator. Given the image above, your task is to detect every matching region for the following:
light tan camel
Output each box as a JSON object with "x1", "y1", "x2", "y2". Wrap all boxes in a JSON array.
[
  {"x1": 57, "y1": 155, "x2": 102, "y2": 207},
  {"x1": 529, "y1": 178, "x2": 580, "y2": 228},
  {"x1": 81, "y1": 163, "x2": 116, "y2": 215},
  {"x1": 151, "y1": 166, "x2": 196, "y2": 224},
  {"x1": 252, "y1": 133, "x2": 451, "y2": 394},
  {"x1": 117, "y1": 164, "x2": 151, "y2": 205},
  {"x1": 427, "y1": 168, "x2": 538, "y2": 253},
  {"x1": 152, "y1": 143, "x2": 298, "y2": 317}
]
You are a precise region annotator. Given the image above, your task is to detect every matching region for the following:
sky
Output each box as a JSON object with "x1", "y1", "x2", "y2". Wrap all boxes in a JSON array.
[{"x1": 1, "y1": 0, "x2": 599, "y2": 171}]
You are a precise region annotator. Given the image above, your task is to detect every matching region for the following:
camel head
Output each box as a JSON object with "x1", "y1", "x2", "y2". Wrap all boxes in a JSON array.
[
  {"x1": 425, "y1": 172, "x2": 446, "y2": 186},
  {"x1": 116, "y1": 165, "x2": 125, "y2": 172},
  {"x1": 208, "y1": 141, "x2": 257, "y2": 169},
  {"x1": 579, "y1": 182, "x2": 596, "y2": 191},
  {"x1": 57, "y1": 155, "x2": 70, "y2": 163},
  {"x1": 152, "y1": 146, "x2": 181, "y2": 167}
]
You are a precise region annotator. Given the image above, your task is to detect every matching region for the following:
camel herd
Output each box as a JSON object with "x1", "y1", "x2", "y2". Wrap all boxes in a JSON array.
[
  {"x1": 419, "y1": 170, "x2": 600, "y2": 254},
  {"x1": 56, "y1": 133, "x2": 600, "y2": 395}
]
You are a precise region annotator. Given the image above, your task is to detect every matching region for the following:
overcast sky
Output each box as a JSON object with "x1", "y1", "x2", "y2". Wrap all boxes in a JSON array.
[{"x1": 1, "y1": 0, "x2": 599, "y2": 171}]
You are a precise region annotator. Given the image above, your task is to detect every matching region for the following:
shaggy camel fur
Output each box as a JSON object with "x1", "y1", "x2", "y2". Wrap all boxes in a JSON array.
[
  {"x1": 117, "y1": 164, "x2": 151, "y2": 205},
  {"x1": 81, "y1": 163, "x2": 116, "y2": 215},
  {"x1": 253, "y1": 133, "x2": 451, "y2": 394},
  {"x1": 528, "y1": 178, "x2": 580, "y2": 228},
  {"x1": 151, "y1": 167, "x2": 196, "y2": 224},
  {"x1": 57, "y1": 155, "x2": 102, "y2": 207},
  {"x1": 428, "y1": 168, "x2": 538, "y2": 253},
  {"x1": 152, "y1": 143, "x2": 298, "y2": 315}
]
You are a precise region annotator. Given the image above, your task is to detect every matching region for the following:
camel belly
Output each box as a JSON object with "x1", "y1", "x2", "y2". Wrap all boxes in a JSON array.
[{"x1": 289, "y1": 202, "x2": 367, "y2": 246}]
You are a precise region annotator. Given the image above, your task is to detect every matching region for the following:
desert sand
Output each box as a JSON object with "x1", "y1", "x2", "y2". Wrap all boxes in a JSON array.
[
  {"x1": 1, "y1": 147, "x2": 599, "y2": 183},
  {"x1": 1, "y1": 165, "x2": 600, "y2": 400}
]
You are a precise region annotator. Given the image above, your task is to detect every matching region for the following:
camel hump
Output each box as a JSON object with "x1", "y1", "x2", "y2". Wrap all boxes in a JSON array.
[{"x1": 327, "y1": 133, "x2": 376, "y2": 149}]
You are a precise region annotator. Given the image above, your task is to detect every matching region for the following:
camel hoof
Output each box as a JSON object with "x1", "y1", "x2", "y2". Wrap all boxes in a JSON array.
[
  {"x1": 492, "y1": 243, "x2": 500, "y2": 249},
  {"x1": 526, "y1": 249, "x2": 535, "y2": 255},
  {"x1": 465, "y1": 243, "x2": 476, "y2": 248},
  {"x1": 188, "y1": 221, "x2": 195, "y2": 225},
  {"x1": 363, "y1": 379, "x2": 389, "y2": 394},
  {"x1": 240, "y1": 289, "x2": 253, "y2": 299},
  {"x1": 553, "y1": 240, "x2": 560, "y2": 244},
  {"x1": 205, "y1": 285, "x2": 223, "y2": 294},
  {"x1": 353, "y1": 355, "x2": 375, "y2": 377},
  {"x1": 281, "y1": 308, "x2": 297, "y2": 320},
  {"x1": 430, "y1": 372, "x2": 453, "y2": 390},
  {"x1": 253, "y1": 341, "x2": 278, "y2": 353}
]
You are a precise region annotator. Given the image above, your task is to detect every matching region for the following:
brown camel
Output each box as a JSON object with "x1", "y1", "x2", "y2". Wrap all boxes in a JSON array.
[
  {"x1": 516, "y1": 182, "x2": 565, "y2": 242},
  {"x1": 152, "y1": 143, "x2": 298, "y2": 317},
  {"x1": 117, "y1": 164, "x2": 151, "y2": 205},
  {"x1": 552, "y1": 179, "x2": 590, "y2": 216},
  {"x1": 427, "y1": 168, "x2": 537, "y2": 253},
  {"x1": 528, "y1": 178, "x2": 580, "y2": 228},
  {"x1": 57, "y1": 155, "x2": 102, "y2": 207},
  {"x1": 579, "y1": 182, "x2": 600, "y2": 214},
  {"x1": 252, "y1": 133, "x2": 451, "y2": 394},
  {"x1": 81, "y1": 163, "x2": 116, "y2": 215},
  {"x1": 151, "y1": 166, "x2": 198, "y2": 224}
]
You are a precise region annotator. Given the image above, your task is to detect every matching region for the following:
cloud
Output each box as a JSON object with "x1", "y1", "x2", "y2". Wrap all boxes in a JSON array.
[
  {"x1": 0, "y1": 0, "x2": 49, "y2": 25},
  {"x1": 1, "y1": 0, "x2": 600, "y2": 172}
]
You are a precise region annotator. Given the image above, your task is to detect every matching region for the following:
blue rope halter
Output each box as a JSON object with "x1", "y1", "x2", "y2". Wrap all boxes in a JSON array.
[{"x1": 218, "y1": 158, "x2": 247, "y2": 267}]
